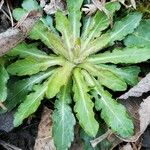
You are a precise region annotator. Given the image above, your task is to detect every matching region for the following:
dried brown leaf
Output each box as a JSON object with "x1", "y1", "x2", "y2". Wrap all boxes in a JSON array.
[
  {"x1": 118, "y1": 73, "x2": 150, "y2": 142},
  {"x1": 119, "y1": 73, "x2": 150, "y2": 99},
  {"x1": 120, "y1": 143, "x2": 133, "y2": 150},
  {"x1": 34, "y1": 107, "x2": 56, "y2": 150},
  {"x1": 41, "y1": 0, "x2": 66, "y2": 15}
]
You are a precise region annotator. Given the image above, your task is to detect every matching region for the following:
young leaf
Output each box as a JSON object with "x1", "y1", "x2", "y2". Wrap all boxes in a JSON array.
[
  {"x1": 13, "y1": 8, "x2": 27, "y2": 20},
  {"x1": 29, "y1": 21, "x2": 69, "y2": 58},
  {"x1": 52, "y1": 84, "x2": 76, "y2": 150},
  {"x1": 0, "y1": 69, "x2": 55, "y2": 113},
  {"x1": 55, "y1": 11, "x2": 73, "y2": 59},
  {"x1": 92, "y1": 79, "x2": 134, "y2": 138},
  {"x1": 124, "y1": 19, "x2": 150, "y2": 47},
  {"x1": 81, "y1": 2, "x2": 121, "y2": 51},
  {"x1": 14, "y1": 83, "x2": 47, "y2": 127},
  {"x1": 0, "y1": 65, "x2": 9, "y2": 102},
  {"x1": 8, "y1": 42, "x2": 50, "y2": 59},
  {"x1": 81, "y1": 16, "x2": 92, "y2": 39},
  {"x1": 109, "y1": 12, "x2": 142, "y2": 43},
  {"x1": 73, "y1": 68, "x2": 99, "y2": 137},
  {"x1": 7, "y1": 57, "x2": 64, "y2": 76},
  {"x1": 46, "y1": 62, "x2": 74, "y2": 98},
  {"x1": 67, "y1": 0, "x2": 83, "y2": 41},
  {"x1": 87, "y1": 47, "x2": 150, "y2": 64},
  {"x1": 22, "y1": 0, "x2": 40, "y2": 11},
  {"x1": 81, "y1": 12, "x2": 142, "y2": 57},
  {"x1": 80, "y1": 33, "x2": 110, "y2": 59},
  {"x1": 80, "y1": 63, "x2": 127, "y2": 91},
  {"x1": 96, "y1": 64, "x2": 140, "y2": 86}
]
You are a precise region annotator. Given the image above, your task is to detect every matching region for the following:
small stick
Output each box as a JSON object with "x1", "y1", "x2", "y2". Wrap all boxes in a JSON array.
[
  {"x1": 6, "y1": 0, "x2": 14, "y2": 27},
  {"x1": 0, "y1": 102, "x2": 7, "y2": 110},
  {"x1": 90, "y1": 129, "x2": 112, "y2": 147}
]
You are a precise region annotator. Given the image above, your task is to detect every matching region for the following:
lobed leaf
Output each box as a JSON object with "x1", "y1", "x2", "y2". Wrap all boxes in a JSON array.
[
  {"x1": 87, "y1": 47, "x2": 150, "y2": 64},
  {"x1": 67, "y1": 0, "x2": 83, "y2": 42},
  {"x1": 8, "y1": 42, "x2": 50, "y2": 59},
  {"x1": 81, "y1": 12, "x2": 142, "y2": 58},
  {"x1": 73, "y1": 68, "x2": 99, "y2": 137},
  {"x1": 0, "y1": 65, "x2": 9, "y2": 102},
  {"x1": 80, "y1": 63, "x2": 127, "y2": 91},
  {"x1": 0, "y1": 69, "x2": 55, "y2": 113},
  {"x1": 109, "y1": 12, "x2": 142, "y2": 43},
  {"x1": 96, "y1": 64, "x2": 140, "y2": 86},
  {"x1": 81, "y1": 2, "x2": 121, "y2": 51},
  {"x1": 14, "y1": 83, "x2": 47, "y2": 127},
  {"x1": 30, "y1": 21, "x2": 69, "y2": 58},
  {"x1": 55, "y1": 11, "x2": 73, "y2": 60},
  {"x1": 124, "y1": 19, "x2": 150, "y2": 47},
  {"x1": 80, "y1": 33, "x2": 110, "y2": 59},
  {"x1": 7, "y1": 57, "x2": 64, "y2": 76},
  {"x1": 46, "y1": 62, "x2": 74, "y2": 98},
  {"x1": 92, "y1": 79, "x2": 134, "y2": 138},
  {"x1": 52, "y1": 84, "x2": 76, "y2": 150}
]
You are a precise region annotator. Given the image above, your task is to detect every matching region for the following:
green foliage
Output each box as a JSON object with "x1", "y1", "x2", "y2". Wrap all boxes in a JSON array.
[
  {"x1": 73, "y1": 68, "x2": 99, "y2": 137},
  {"x1": 52, "y1": 84, "x2": 76, "y2": 150},
  {"x1": 92, "y1": 79, "x2": 134, "y2": 138},
  {"x1": 14, "y1": 83, "x2": 47, "y2": 126},
  {"x1": 0, "y1": 65, "x2": 9, "y2": 102},
  {"x1": 1, "y1": 0, "x2": 150, "y2": 149},
  {"x1": 124, "y1": 19, "x2": 150, "y2": 47}
]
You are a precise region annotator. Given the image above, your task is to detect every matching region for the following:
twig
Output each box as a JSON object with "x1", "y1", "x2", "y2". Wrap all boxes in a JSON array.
[
  {"x1": 0, "y1": 9, "x2": 11, "y2": 21},
  {"x1": 0, "y1": 140, "x2": 22, "y2": 150},
  {"x1": 0, "y1": 0, "x2": 4, "y2": 9},
  {"x1": 0, "y1": 11, "x2": 41, "y2": 56},
  {"x1": 6, "y1": 0, "x2": 14, "y2": 27},
  {"x1": 90, "y1": 129, "x2": 112, "y2": 148},
  {"x1": 0, "y1": 102, "x2": 7, "y2": 110}
]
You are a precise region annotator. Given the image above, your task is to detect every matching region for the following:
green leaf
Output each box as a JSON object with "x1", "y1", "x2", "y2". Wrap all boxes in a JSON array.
[
  {"x1": 14, "y1": 83, "x2": 47, "y2": 127},
  {"x1": 96, "y1": 64, "x2": 140, "y2": 86},
  {"x1": 0, "y1": 69, "x2": 54, "y2": 113},
  {"x1": 109, "y1": 12, "x2": 142, "y2": 43},
  {"x1": 52, "y1": 85, "x2": 76, "y2": 150},
  {"x1": 92, "y1": 79, "x2": 134, "y2": 138},
  {"x1": 81, "y1": 2, "x2": 121, "y2": 51},
  {"x1": 98, "y1": 71, "x2": 127, "y2": 91},
  {"x1": 124, "y1": 19, "x2": 150, "y2": 47},
  {"x1": 67, "y1": 0, "x2": 83, "y2": 41},
  {"x1": 13, "y1": 8, "x2": 27, "y2": 20},
  {"x1": 22, "y1": 0, "x2": 40, "y2": 11},
  {"x1": 43, "y1": 16, "x2": 59, "y2": 34},
  {"x1": 46, "y1": 62, "x2": 74, "y2": 98},
  {"x1": 81, "y1": 16, "x2": 92, "y2": 39},
  {"x1": 80, "y1": 128, "x2": 111, "y2": 150},
  {"x1": 29, "y1": 21, "x2": 68, "y2": 58},
  {"x1": 73, "y1": 68, "x2": 99, "y2": 137},
  {"x1": 55, "y1": 11, "x2": 73, "y2": 59},
  {"x1": 88, "y1": 47, "x2": 150, "y2": 64},
  {"x1": 81, "y1": 33, "x2": 110, "y2": 59},
  {"x1": 80, "y1": 129, "x2": 97, "y2": 150},
  {"x1": 80, "y1": 63, "x2": 127, "y2": 91},
  {"x1": 7, "y1": 57, "x2": 63, "y2": 76},
  {"x1": 81, "y1": 12, "x2": 142, "y2": 58},
  {"x1": 0, "y1": 65, "x2": 9, "y2": 102},
  {"x1": 81, "y1": 70, "x2": 95, "y2": 88},
  {"x1": 8, "y1": 42, "x2": 50, "y2": 59}
]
